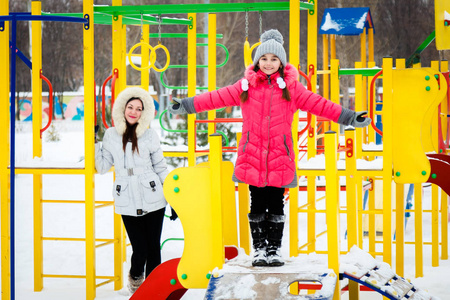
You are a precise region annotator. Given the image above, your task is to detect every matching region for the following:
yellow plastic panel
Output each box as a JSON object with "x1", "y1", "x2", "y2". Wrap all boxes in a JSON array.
[
  {"x1": 164, "y1": 160, "x2": 235, "y2": 289},
  {"x1": 198, "y1": 161, "x2": 237, "y2": 246},
  {"x1": 164, "y1": 166, "x2": 212, "y2": 289},
  {"x1": 435, "y1": 0, "x2": 450, "y2": 50},
  {"x1": 392, "y1": 68, "x2": 447, "y2": 183}
]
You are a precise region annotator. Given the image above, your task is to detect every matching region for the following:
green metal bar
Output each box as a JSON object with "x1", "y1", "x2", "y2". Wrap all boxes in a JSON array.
[
  {"x1": 42, "y1": 12, "x2": 191, "y2": 26},
  {"x1": 94, "y1": 2, "x2": 314, "y2": 15},
  {"x1": 159, "y1": 109, "x2": 230, "y2": 146},
  {"x1": 149, "y1": 33, "x2": 223, "y2": 39},
  {"x1": 339, "y1": 68, "x2": 382, "y2": 76},
  {"x1": 160, "y1": 238, "x2": 184, "y2": 250},
  {"x1": 160, "y1": 43, "x2": 229, "y2": 90},
  {"x1": 406, "y1": 30, "x2": 436, "y2": 68}
]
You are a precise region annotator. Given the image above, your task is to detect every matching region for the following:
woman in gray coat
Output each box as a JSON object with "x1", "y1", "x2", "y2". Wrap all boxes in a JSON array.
[{"x1": 95, "y1": 86, "x2": 170, "y2": 294}]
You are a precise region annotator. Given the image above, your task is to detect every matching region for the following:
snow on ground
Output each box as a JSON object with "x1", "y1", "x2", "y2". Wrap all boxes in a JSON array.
[{"x1": 5, "y1": 120, "x2": 450, "y2": 299}]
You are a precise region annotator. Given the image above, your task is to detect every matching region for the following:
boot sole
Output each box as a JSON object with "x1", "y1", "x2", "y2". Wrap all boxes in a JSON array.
[
  {"x1": 268, "y1": 261, "x2": 284, "y2": 267},
  {"x1": 252, "y1": 260, "x2": 268, "y2": 267}
]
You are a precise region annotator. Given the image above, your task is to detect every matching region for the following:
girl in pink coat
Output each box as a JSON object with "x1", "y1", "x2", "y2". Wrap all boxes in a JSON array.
[{"x1": 169, "y1": 29, "x2": 370, "y2": 267}]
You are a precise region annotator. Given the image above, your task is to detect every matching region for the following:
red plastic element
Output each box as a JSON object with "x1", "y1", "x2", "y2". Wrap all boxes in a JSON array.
[
  {"x1": 101, "y1": 69, "x2": 119, "y2": 129},
  {"x1": 345, "y1": 138, "x2": 354, "y2": 158},
  {"x1": 224, "y1": 246, "x2": 239, "y2": 260},
  {"x1": 40, "y1": 72, "x2": 53, "y2": 138},
  {"x1": 426, "y1": 153, "x2": 450, "y2": 196},
  {"x1": 438, "y1": 72, "x2": 450, "y2": 151},
  {"x1": 369, "y1": 70, "x2": 383, "y2": 137},
  {"x1": 130, "y1": 258, "x2": 187, "y2": 300}
]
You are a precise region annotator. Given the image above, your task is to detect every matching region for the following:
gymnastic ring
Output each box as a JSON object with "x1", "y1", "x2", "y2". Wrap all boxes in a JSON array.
[
  {"x1": 128, "y1": 41, "x2": 156, "y2": 71},
  {"x1": 151, "y1": 44, "x2": 170, "y2": 72}
]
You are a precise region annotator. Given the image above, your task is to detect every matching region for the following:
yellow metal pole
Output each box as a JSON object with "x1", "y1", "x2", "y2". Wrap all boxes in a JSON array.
[
  {"x1": 83, "y1": 1, "x2": 96, "y2": 299},
  {"x1": 382, "y1": 57, "x2": 393, "y2": 265},
  {"x1": 395, "y1": 57, "x2": 406, "y2": 277},
  {"x1": 322, "y1": 35, "x2": 329, "y2": 100},
  {"x1": 31, "y1": 1, "x2": 44, "y2": 292},
  {"x1": 395, "y1": 183, "x2": 405, "y2": 277},
  {"x1": 209, "y1": 134, "x2": 225, "y2": 268},
  {"x1": 431, "y1": 185, "x2": 439, "y2": 267},
  {"x1": 368, "y1": 28, "x2": 374, "y2": 63},
  {"x1": 367, "y1": 61, "x2": 376, "y2": 146},
  {"x1": 354, "y1": 61, "x2": 363, "y2": 158},
  {"x1": 325, "y1": 131, "x2": 341, "y2": 300},
  {"x1": 431, "y1": 61, "x2": 440, "y2": 151},
  {"x1": 207, "y1": 14, "x2": 217, "y2": 143},
  {"x1": 236, "y1": 133, "x2": 250, "y2": 254},
  {"x1": 0, "y1": 1, "x2": 10, "y2": 299},
  {"x1": 345, "y1": 128, "x2": 359, "y2": 300},
  {"x1": 330, "y1": 35, "x2": 336, "y2": 60},
  {"x1": 111, "y1": 0, "x2": 124, "y2": 290},
  {"x1": 441, "y1": 189, "x2": 448, "y2": 260},
  {"x1": 289, "y1": 0, "x2": 300, "y2": 260},
  {"x1": 440, "y1": 60, "x2": 448, "y2": 261},
  {"x1": 187, "y1": 13, "x2": 197, "y2": 167},
  {"x1": 141, "y1": 24, "x2": 150, "y2": 90},
  {"x1": 330, "y1": 59, "x2": 340, "y2": 134},
  {"x1": 414, "y1": 184, "x2": 423, "y2": 277}
]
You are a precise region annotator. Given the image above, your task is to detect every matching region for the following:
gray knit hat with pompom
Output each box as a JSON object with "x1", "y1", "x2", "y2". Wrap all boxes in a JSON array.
[{"x1": 253, "y1": 29, "x2": 286, "y2": 67}]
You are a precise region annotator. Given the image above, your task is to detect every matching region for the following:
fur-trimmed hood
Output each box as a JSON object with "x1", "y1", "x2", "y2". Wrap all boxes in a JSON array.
[
  {"x1": 112, "y1": 87, "x2": 155, "y2": 138},
  {"x1": 244, "y1": 63, "x2": 299, "y2": 89}
]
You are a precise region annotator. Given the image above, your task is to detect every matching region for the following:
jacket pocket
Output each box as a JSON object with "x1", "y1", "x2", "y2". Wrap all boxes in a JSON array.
[
  {"x1": 140, "y1": 174, "x2": 165, "y2": 204},
  {"x1": 243, "y1": 131, "x2": 250, "y2": 153},
  {"x1": 113, "y1": 180, "x2": 130, "y2": 207},
  {"x1": 284, "y1": 135, "x2": 292, "y2": 161}
]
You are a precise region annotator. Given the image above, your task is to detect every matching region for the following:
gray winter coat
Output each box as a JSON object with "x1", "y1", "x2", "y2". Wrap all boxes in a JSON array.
[{"x1": 94, "y1": 87, "x2": 169, "y2": 217}]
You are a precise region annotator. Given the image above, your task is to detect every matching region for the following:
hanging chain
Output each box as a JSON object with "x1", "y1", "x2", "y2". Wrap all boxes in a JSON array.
[
  {"x1": 245, "y1": 10, "x2": 249, "y2": 40},
  {"x1": 140, "y1": 13, "x2": 144, "y2": 41},
  {"x1": 259, "y1": 11, "x2": 263, "y2": 37},
  {"x1": 158, "y1": 14, "x2": 162, "y2": 45}
]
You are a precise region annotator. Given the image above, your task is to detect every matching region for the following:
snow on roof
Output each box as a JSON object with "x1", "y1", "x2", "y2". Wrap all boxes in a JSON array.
[{"x1": 319, "y1": 7, "x2": 374, "y2": 36}]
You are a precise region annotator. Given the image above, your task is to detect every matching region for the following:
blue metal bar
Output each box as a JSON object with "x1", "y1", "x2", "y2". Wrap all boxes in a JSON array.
[
  {"x1": 9, "y1": 41, "x2": 31, "y2": 69},
  {"x1": 10, "y1": 13, "x2": 16, "y2": 300},
  {"x1": 0, "y1": 14, "x2": 88, "y2": 24}
]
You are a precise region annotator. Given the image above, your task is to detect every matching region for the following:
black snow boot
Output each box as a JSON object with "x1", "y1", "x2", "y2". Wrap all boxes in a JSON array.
[
  {"x1": 248, "y1": 213, "x2": 268, "y2": 266},
  {"x1": 267, "y1": 214, "x2": 285, "y2": 266},
  {"x1": 127, "y1": 272, "x2": 144, "y2": 294}
]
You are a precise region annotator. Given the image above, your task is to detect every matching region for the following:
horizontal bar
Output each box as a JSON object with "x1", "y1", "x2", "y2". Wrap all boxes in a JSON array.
[
  {"x1": 0, "y1": 14, "x2": 87, "y2": 23},
  {"x1": 149, "y1": 33, "x2": 223, "y2": 39},
  {"x1": 94, "y1": 2, "x2": 314, "y2": 15},
  {"x1": 339, "y1": 68, "x2": 382, "y2": 76}
]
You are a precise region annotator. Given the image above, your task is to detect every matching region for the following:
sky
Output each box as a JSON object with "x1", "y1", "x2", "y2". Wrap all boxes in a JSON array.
[{"x1": 6, "y1": 120, "x2": 449, "y2": 299}]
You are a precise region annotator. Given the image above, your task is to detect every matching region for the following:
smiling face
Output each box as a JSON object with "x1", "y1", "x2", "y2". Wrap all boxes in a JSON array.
[
  {"x1": 258, "y1": 53, "x2": 282, "y2": 75},
  {"x1": 124, "y1": 98, "x2": 143, "y2": 125}
]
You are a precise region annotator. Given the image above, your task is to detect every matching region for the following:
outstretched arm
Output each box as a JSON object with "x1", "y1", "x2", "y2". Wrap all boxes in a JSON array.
[{"x1": 337, "y1": 108, "x2": 371, "y2": 128}]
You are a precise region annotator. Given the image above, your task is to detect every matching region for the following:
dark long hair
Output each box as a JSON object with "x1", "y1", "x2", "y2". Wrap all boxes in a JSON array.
[
  {"x1": 122, "y1": 122, "x2": 139, "y2": 153},
  {"x1": 121, "y1": 97, "x2": 143, "y2": 153},
  {"x1": 240, "y1": 65, "x2": 291, "y2": 102}
]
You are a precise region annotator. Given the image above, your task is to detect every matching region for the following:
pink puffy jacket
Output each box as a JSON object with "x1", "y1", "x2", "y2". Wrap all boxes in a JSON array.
[{"x1": 194, "y1": 63, "x2": 343, "y2": 188}]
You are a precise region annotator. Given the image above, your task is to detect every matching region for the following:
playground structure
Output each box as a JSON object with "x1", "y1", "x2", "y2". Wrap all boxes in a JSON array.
[{"x1": 0, "y1": 1, "x2": 449, "y2": 300}]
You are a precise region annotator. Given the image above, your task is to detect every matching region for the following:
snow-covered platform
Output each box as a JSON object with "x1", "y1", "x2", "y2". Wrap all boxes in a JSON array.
[{"x1": 204, "y1": 259, "x2": 336, "y2": 300}]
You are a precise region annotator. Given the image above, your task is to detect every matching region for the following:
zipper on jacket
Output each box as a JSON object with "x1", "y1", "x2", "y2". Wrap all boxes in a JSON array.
[
  {"x1": 284, "y1": 135, "x2": 292, "y2": 161},
  {"x1": 264, "y1": 85, "x2": 274, "y2": 186},
  {"x1": 243, "y1": 131, "x2": 250, "y2": 153}
]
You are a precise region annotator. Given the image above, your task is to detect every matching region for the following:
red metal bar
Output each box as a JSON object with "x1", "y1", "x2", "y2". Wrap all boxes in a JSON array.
[
  {"x1": 369, "y1": 70, "x2": 383, "y2": 136},
  {"x1": 111, "y1": 69, "x2": 118, "y2": 127},
  {"x1": 40, "y1": 72, "x2": 53, "y2": 138},
  {"x1": 101, "y1": 74, "x2": 113, "y2": 129},
  {"x1": 101, "y1": 69, "x2": 119, "y2": 129}
]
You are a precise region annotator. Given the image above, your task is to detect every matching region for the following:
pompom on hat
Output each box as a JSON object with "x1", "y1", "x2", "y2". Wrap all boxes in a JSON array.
[{"x1": 253, "y1": 29, "x2": 287, "y2": 67}]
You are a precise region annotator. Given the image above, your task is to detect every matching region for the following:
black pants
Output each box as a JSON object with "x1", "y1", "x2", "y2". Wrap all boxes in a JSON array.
[
  {"x1": 121, "y1": 208, "x2": 165, "y2": 278},
  {"x1": 249, "y1": 185, "x2": 285, "y2": 215}
]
